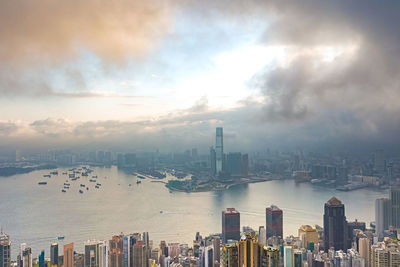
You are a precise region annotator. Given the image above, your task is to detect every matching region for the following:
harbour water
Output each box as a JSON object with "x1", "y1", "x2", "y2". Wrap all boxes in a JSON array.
[{"x1": 0, "y1": 166, "x2": 387, "y2": 258}]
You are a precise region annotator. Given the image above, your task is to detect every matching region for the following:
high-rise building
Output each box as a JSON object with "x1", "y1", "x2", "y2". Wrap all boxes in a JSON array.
[
  {"x1": 358, "y1": 237, "x2": 370, "y2": 267},
  {"x1": 258, "y1": 227, "x2": 266, "y2": 245},
  {"x1": 0, "y1": 232, "x2": 10, "y2": 267},
  {"x1": 64, "y1": 243, "x2": 74, "y2": 267},
  {"x1": 212, "y1": 237, "x2": 220, "y2": 265},
  {"x1": 323, "y1": 197, "x2": 348, "y2": 252},
  {"x1": 20, "y1": 244, "x2": 32, "y2": 267},
  {"x1": 109, "y1": 235, "x2": 124, "y2": 267},
  {"x1": 375, "y1": 198, "x2": 391, "y2": 239},
  {"x1": 50, "y1": 243, "x2": 58, "y2": 267},
  {"x1": 283, "y1": 246, "x2": 292, "y2": 267},
  {"x1": 216, "y1": 127, "x2": 223, "y2": 175},
  {"x1": 133, "y1": 241, "x2": 146, "y2": 267},
  {"x1": 210, "y1": 147, "x2": 217, "y2": 176},
  {"x1": 373, "y1": 149, "x2": 386, "y2": 176},
  {"x1": 84, "y1": 240, "x2": 107, "y2": 267},
  {"x1": 238, "y1": 234, "x2": 259, "y2": 267},
  {"x1": 123, "y1": 235, "x2": 131, "y2": 267},
  {"x1": 390, "y1": 187, "x2": 400, "y2": 228},
  {"x1": 221, "y1": 243, "x2": 238, "y2": 267},
  {"x1": 293, "y1": 250, "x2": 302, "y2": 267},
  {"x1": 38, "y1": 251, "x2": 45, "y2": 267},
  {"x1": 227, "y1": 153, "x2": 242, "y2": 177},
  {"x1": 241, "y1": 154, "x2": 249, "y2": 177},
  {"x1": 259, "y1": 246, "x2": 279, "y2": 267},
  {"x1": 266, "y1": 205, "x2": 283, "y2": 239},
  {"x1": 222, "y1": 208, "x2": 240, "y2": 244},
  {"x1": 298, "y1": 225, "x2": 318, "y2": 249}
]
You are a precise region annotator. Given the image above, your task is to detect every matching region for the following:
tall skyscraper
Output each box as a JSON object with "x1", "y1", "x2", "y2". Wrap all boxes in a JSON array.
[
  {"x1": 390, "y1": 186, "x2": 400, "y2": 228},
  {"x1": 227, "y1": 153, "x2": 242, "y2": 177},
  {"x1": 38, "y1": 251, "x2": 45, "y2": 267},
  {"x1": 375, "y1": 198, "x2": 391, "y2": 239},
  {"x1": 238, "y1": 233, "x2": 259, "y2": 267},
  {"x1": 50, "y1": 243, "x2": 58, "y2": 267},
  {"x1": 266, "y1": 205, "x2": 283, "y2": 239},
  {"x1": 323, "y1": 197, "x2": 348, "y2": 252},
  {"x1": 20, "y1": 244, "x2": 32, "y2": 267},
  {"x1": 123, "y1": 235, "x2": 131, "y2": 267},
  {"x1": 210, "y1": 147, "x2": 216, "y2": 176},
  {"x1": 109, "y1": 235, "x2": 124, "y2": 267},
  {"x1": 84, "y1": 240, "x2": 107, "y2": 267},
  {"x1": 133, "y1": 241, "x2": 147, "y2": 267},
  {"x1": 283, "y1": 246, "x2": 293, "y2": 267},
  {"x1": 212, "y1": 237, "x2": 220, "y2": 265},
  {"x1": 221, "y1": 243, "x2": 238, "y2": 267},
  {"x1": 216, "y1": 127, "x2": 223, "y2": 175},
  {"x1": 64, "y1": 243, "x2": 74, "y2": 267},
  {"x1": 0, "y1": 232, "x2": 10, "y2": 267},
  {"x1": 222, "y1": 208, "x2": 240, "y2": 244}
]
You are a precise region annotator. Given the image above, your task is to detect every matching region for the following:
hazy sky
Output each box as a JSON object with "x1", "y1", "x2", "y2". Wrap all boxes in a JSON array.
[{"x1": 0, "y1": 0, "x2": 399, "y2": 152}]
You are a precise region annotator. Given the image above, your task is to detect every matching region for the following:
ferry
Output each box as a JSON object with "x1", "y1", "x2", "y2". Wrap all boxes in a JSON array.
[
  {"x1": 136, "y1": 180, "x2": 142, "y2": 184},
  {"x1": 79, "y1": 190, "x2": 84, "y2": 194},
  {"x1": 38, "y1": 182, "x2": 47, "y2": 185}
]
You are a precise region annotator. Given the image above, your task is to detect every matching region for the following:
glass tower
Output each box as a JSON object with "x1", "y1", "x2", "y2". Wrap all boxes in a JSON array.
[{"x1": 216, "y1": 127, "x2": 223, "y2": 175}]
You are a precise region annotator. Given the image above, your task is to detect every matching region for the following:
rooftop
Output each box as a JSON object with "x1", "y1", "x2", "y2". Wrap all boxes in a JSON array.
[{"x1": 327, "y1": 196, "x2": 342, "y2": 206}]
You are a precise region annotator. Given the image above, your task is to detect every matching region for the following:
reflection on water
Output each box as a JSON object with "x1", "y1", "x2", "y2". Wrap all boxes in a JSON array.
[{"x1": 0, "y1": 166, "x2": 387, "y2": 258}]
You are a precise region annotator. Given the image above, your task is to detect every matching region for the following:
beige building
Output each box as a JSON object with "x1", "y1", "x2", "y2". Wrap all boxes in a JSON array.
[{"x1": 298, "y1": 225, "x2": 318, "y2": 249}]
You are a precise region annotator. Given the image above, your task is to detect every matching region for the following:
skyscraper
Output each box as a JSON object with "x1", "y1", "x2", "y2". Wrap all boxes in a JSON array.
[
  {"x1": 227, "y1": 153, "x2": 242, "y2": 177},
  {"x1": 133, "y1": 241, "x2": 146, "y2": 267},
  {"x1": 109, "y1": 235, "x2": 124, "y2": 267},
  {"x1": 38, "y1": 251, "x2": 45, "y2": 267},
  {"x1": 123, "y1": 235, "x2": 131, "y2": 267},
  {"x1": 323, "y1": 197, "x2": 348, "y2": 252},
  {"x1": 21, "y1": 244, "x2": 32, "y2": 267},
  {"x1": 210, "y1": 147, "x2": 216, "y2": 176},
  {"x1": 50, "y1": 243, "x2": 58, "y2": 267},
  {"x1": 375, "y1": 198, "x2": 391, "y2": 240},
  {"x1": 84, "y1": 240, "x2": 107, "y2": 267},
  {"x1": 216, "y1": 127, "x2": 223, "y2": 175},
  {"x1": 222, "y1": 208, "x2": 240, "y2": 244},
  {"x1": 64, "y1": 243, "x2": 74, "y2": 267},
  {"x1": 0, "y1": 232, "x2": 10, "y2": 267},
  {"x1": 259, "y1": 246, "x2": 279, "y2": 267},
  {"x1": 390, "y1": 186, "x2": 400, "y2": 228},
  {"x1": 266, "y1": 205, "x2": 283, "y2": 239},
  {"x1": 221, "y1": 243, "x2": 238, "y2": 267}
]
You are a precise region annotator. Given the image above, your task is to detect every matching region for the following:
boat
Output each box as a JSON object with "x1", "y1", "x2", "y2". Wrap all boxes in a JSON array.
[
  {"x1": 43, "y1": 174, "x2": 51, "y2": 178},
  {"x1": 64, "y1": 186, "x2": 69, "y2": 189},
  {"x1": 136, "y1": 180, "x2": 142, "y2": 184},
  {"x1": 129, "y1": 184, "x2": 132, "y2": 186},
  {"x1": 57, "y1": 236, "x2": 65, "y2": 240},
  {"x1": 86, "y1": 187, "x2": 89, "y2": 190},
  {"x1": 95, "y1": 185, "x2": 99, "y2": 189},
  {"x1": 62, "y1": 172, "x2": 67, "y2": 175},
  {"x1": 61, "y1": 189, "x2": 66, "y2": 193},
  {"x1": 92, "y1": 175, "x2": 98, "y2": 178},
  {"x1": 82, "y1": 173, "x2": 88, "y2": 176},
  {"x1": 89, "y1": 179, "x2": 96, "y2": 182},
  {"x1": 80, "y1": 184, "x2": 85, "y2": 187},
  {"x1": 64, "y1": 183, "x2": 70, "y2": 186},
  {"x1": 96, "y1": 183, "x2": 101, "y2": 186},
  {"x1": 79, "y1": 190, "x2": 83, "y2": 194},
  {"x1": 160, "y1": 210, "x2": 163, "y2": 213},
  {"x1": 137, "y1": 175, "x2": 146, "y2": 179},
  {"x1": 50, "y1": 171, "x2": 58, "y2": 175},
  {"x1": 38, "y1": 182, "x2": 47, "y2": 185}
]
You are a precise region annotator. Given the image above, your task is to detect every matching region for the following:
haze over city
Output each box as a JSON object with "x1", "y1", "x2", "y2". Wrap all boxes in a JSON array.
[{"x1": 0, "y1": 1, "x2": 399, "y2": 153}]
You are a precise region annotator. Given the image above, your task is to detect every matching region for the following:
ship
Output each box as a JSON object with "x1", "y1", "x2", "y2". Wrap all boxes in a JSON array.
[
  {"x1": 38, "y1": 182, "x2": 47, "y2": 185},
  {"x1": 79, "y1": 190, "x2": 84, "y2": 194},
  {"x1": 136, "y1": 180, "x2": 142, "y2": 184},
  {"x1": 137, "y1": 175, "x2": 146, "y2": 179},
  {"x1": 80, "y1": 184, "x2": 85, "y2": 187}
]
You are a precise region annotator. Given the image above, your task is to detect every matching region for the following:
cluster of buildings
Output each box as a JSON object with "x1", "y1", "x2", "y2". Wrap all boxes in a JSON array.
[
  {"x1": 1, "y1": 188, "x2": 399, "y2": 267},
  {"x1": 209, "y1": 127, "x2": 249, "y2": 179}
]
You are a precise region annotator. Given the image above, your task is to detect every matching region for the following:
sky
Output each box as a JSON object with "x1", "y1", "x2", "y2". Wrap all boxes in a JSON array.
[{"x1": 0, "y1": 0, "x2": 399, "y2": 153}]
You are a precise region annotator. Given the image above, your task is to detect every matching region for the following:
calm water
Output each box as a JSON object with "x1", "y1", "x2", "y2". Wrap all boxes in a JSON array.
[{"x1": 0, "y1": 166, "x2": 388, "y2": 258}]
